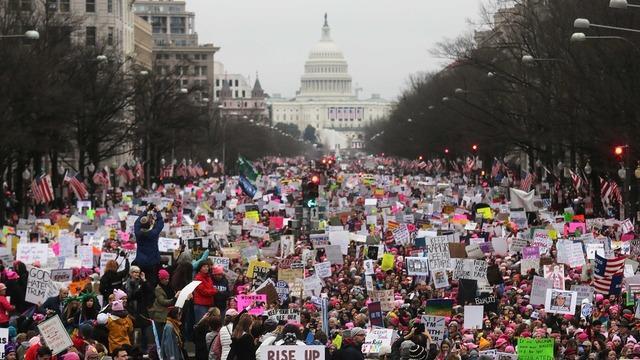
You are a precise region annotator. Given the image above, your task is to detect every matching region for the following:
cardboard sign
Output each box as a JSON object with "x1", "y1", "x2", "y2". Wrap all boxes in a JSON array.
[
  {"x1": 425, "y1": 236, "x2": 451, "y2": 271},
  {"x1": 210, "y1": 256, "x2": 230, "y2": 270},
  {"x1": 50, "y1": 269, "x2": 73, "y2": 283},
  {"x1": 362, "y1": 328, "x2": 395, "y2": 354},
  {"x1": 451, "y1": 259, "x2": 488, "y2": 282},
  {"x1": 372, "y1": 289, "x2": 395, "y2": 312},
  {"x1": 26, "y1": 266, "x2": 57, "y2": 305},
  {"x1": 16, "y1": 243, "x2": 49, "y2": 265},
  {"x1": 37, "y1": 315, "x2": 73, "y2": 355},
  {"x1": 260, "y1": 346, "x2": 325, "y2": 360},
  {"x1": 158, "y1": 237, "x2": 180, "y2": 252},
  {"x1": 421, "y1": 315, "x2": 445, "y2": 345}
]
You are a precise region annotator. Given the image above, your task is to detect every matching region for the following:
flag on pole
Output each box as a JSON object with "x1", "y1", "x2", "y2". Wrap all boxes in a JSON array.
[
  {"x1": 92, "y1": 167, "x2": 111, "y2": 188},
  {"x1": 134, "y1": 162, "x2": 144, "y2": 182},
  {"x1": 31, "y1": 174, "x2": 54, "y2": 204},
  {"x1": 160, "y1": 164, "x2": 174, "y2": 179},
  {"x1": 569, "y1": 169, "x2": 585, "y2": 193},
  {"x1": 519, "y1": 171, "x2": 535, "y2": 192},
  {"x1": 237, "y1": 156, "x2": 259, "y2": 182},
  {"x1": 593, "y1": 254, "x2": 625, "y2": 295},
  {"x1": 175, "y1": 162, "x2": 188, "y2": 178},
  {"x1": 63, "y1": 170, "x2": 89, "y2": 200},
  {"x1": 491, "y1": 159, "x2": 502, "y2": 178}
]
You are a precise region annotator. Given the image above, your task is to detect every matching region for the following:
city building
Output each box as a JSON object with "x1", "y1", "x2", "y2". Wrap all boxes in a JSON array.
[
  {"x1": 269, "y1": 14, "x2": 391, "y2": 152},
  {"x1": 214, "y1": 62, "x2": 269, "y2": 122},
  {"x1": 134, "y1": 15, "x2": 153, "y2": 69},
  {"x1": 134, "y1": 0, "x2": 219, "y2": 100}
]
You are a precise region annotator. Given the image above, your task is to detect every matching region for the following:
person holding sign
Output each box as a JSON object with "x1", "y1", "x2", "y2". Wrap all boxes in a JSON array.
[{"x1": 193, "y1": 259, "x2": 217, "y2": 321}]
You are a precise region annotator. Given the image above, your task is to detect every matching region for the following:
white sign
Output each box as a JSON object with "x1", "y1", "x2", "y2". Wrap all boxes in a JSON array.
[
  {"x1": 266, "y1": 309, "x2": 301, "y2": 322},
  {"x1": 464, "y1": 305, "x2": 484, "y2": 329},
  {"x1": 250, "y1": 224, "x2": 269, "y2": 238},
  {"x1": 50, "y1": 269, "x2": 73, "y2": 283},
  {"x1": 545, "y1": 289, "x2": 577, "y2": 315},
  {"x1": 314, "y1": 261, "x2": 332, "y2": 278},
  {"x1": 364, "y1": 259, "x2": 375, "y2": 275},
  {"x1": 210, "y1": 256, "x2": 230, "y2": 269},
  {"x1": 530, "y1": 276, "x2": 553, "y2": 306},
  {"x1": 37, "y1": 315, "x2": 73, "y2": 355},
  {"x1": 261, "y1": 346, "x2": 325, "y2": 360},
  {"x1": 303, "y1": 276, "x2": 323, "y2": 297},
  {"x1": 16, "y1": 243, "x2": 49, "y2": 265},
  {"x1": 362, "y1": 328, "x2": 396, "y2": 354},
  {"x1": 421, "y1": 315, "x2": 445, "y2": 345},
  {"x1": 406, "y1": 257, "x2": 429, "y2": 276},
  {"x1": 425, "y1": 236, "x2": 451, "y2": 271},
  {"x1": 175, "y1": 280, "x2": 202, "y2": 308},
  {"x1": 0, "y1": 328, "x2": 7, "y2": 358},
  {"x1": 26, "y1": 266, "x2": 56, "y2": 305},
  {"x1": 158, "y1": 237, "x2": 180, "y2": 252}
]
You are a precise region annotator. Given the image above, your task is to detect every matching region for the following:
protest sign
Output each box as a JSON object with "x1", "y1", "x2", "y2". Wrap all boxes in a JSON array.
[
  {"x1": 50, "y1": 269, "x2": 73, "y2": 283},
  {"x1": 571, "y1": 284, "x2": 594, "y2": 304},
  {"x1": 530, "y1": 276, "x2": 553, "y2": 306},
  {"x1": 37, "y1": 315, "x2": 73, "y2": 355},
  {"x1": 425, "y1": 236, "x2": 451, "y2": 271},
  {"x1": 474, "y1": 293, "x2": 498, "y2": 313},
  {"x1": 406, "y1": 257, "x2": 429, "y2": 275},
  {"x1": 323, "y1": 245, "x2": 343, "y2": 265},
  {"x1": 364, "y1": 259, "x2": 375, "y2": 275},
  {"x1": 464, "y1": 305, "x2": 484, "y2": 329},
  {"x1": 421, "y1": 315, "x2": 445, "y2": 345},
  {"x1": 521, "y1": 246, "x2": 540, "y2": 275},
  {"x1": 543, "y1": 264, "x2": 565, "y2": 290},
  {"x1": 267, "y1": 309, "x2": 300, "y2": 322},
  {"x1": 362, "y1": 328, "x2": 396, "y2": 354},
  {"x1": 26, "y1": 266, "x2": 57, "y2": 305},
  {"x1": 16, "y1": 243, "x2": 48, "y2": 265},
  {"x1": 314, "y1": 261, "x2": 332, "y2": 278},
  {"x1": 250, "y1": 224, "x2": 269, "y2": 238},
  {"x1": 260, "y1": 345, "x2": 325, "y2": 360},
  {"x1": 0, "y1": 328, "x2": 7, "y2": 358},
  {"x1": 210, "y1": 256, "x2": 230, "y2": 270},
  {"x1": 432, "y1": 268, "x2": 450, "y2": 289},
  {"x1": 275, "y1": 280, "x2": 290, "y2": 303},
  {"x1": 303, "y1": 276, "x2": 323, "y2": 297},
  {"x1": 425, "y1": 299, "x2": 453, "y2": 316},
  {"x1": 545, "y1": 289, "x2": 577, "y2": 315},
  {"x1": 518, "y1": 338, "x2": 554, "y2": 360},
  {"x1": 372, "y1": 289, "x2": 395, "y2": 312},
  {"x1": 452, "y1": 259, "x2": 488, "y2": 282},
  {"x1": 368, "y1": 301, "x2": 384, "y2": 327},
  {"x1": 465, "y1": 243, "x2": 485, "y2": 259},
  {"x1": 496, "y1": 353, "x2": 518, "y2": 360},
  {"x1": 237, "y1": 294, "x2": 267, "y2": 315},
  {"x1": 158, "y1": 237, "x2": 180, "y2": 252},
  {"x1": 175, "y1": 280, "x2": 201, "y2": 308}
]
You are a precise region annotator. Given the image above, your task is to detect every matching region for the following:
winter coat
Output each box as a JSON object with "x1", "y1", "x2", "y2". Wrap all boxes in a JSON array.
[
  {"x1": 161, "y1": 321, "x2": 184, "y2": 360},
  {"x1": 134, "y1": 210, "x2": 164, "y2": 267},
  {"x1": 99, "y1": 259, "x2": 130, "y2": 299},
  {"x1": 106, "y1": 314, "x2": 134, "y2": 352},
  {"x1": 193, "y1": 272, "x2": 217, "y2": 307},
  {"x1": 149, "y1": 283, "x2": 176, "y2": 323}
]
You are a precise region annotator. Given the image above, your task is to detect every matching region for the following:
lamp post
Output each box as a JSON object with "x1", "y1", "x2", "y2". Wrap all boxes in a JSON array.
[
  {"x1": 0, "y1": 30, "x2": 39, "y2": 39},
  {"x1": 521, "y1": 54, "x2": 564, "y2": 66},
  {"x1": 22, "y1": 169, "x2": 30, "y2": 218},
  {"x1": 574, "y1": 18, "x2": 640, "y2": 33},
  {"x1": 570, "y1": 32, "x2": 640, "y2": 54}
]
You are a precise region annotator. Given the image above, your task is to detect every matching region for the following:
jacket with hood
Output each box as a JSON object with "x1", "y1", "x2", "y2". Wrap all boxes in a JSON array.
[
  {"x1": 332, "y1": 338, "x2": 364, "y2": 360},
  {"x1": 134, "y1": 210, "x2": 164, "y2": 267}
]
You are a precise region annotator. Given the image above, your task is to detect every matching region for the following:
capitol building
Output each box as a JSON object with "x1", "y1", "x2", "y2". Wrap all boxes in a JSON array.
[{"x1": 269, "y1": 14, "x2": 392, "y2": 152}]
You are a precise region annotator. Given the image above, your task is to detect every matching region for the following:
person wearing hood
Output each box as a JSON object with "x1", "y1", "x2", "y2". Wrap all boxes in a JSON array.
[
  {"x1": 103, "y1": 299, "x2": 134, "y2": 353},
  {"x1": 333, "y1": 327, "x2": 365, "y2": 360}
]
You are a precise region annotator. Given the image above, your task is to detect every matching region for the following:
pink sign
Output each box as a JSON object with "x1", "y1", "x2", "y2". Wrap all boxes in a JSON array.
[
  {"x1": 237, "y1": 294, "x2": 267, "y2": 315},
  {"x1": 568, "y1": 222, "x2": 587, "y2": 235}
]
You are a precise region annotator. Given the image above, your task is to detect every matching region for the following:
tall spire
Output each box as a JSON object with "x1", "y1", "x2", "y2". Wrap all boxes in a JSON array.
[
  {"x1": 252, "y1": 72, "x2": 264, "y2": 98},
  {"x1": 321, "y1": 13, "x2": 331, "y2": 41}
]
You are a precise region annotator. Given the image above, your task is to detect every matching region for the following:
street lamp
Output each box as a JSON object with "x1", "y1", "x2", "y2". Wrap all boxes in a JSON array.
[
  {"x1": 407, "y1": 118, "x2": 413, "y2": 123},
  {"x1": 584, "y1": 161, "x2": 592, "y2": 175},
  {"x1": 139, "y1": 70, "x2": 149, "y2": 76},
  {"x1": 180, "y1": 88, "x2": 188, "y2": 94},
  {"x1": 454, "y1": 88, "x2": 467, "y2": 96},
  {"x1": 160, "y1": 158, "x2": 166, "y2": 166},
  {"x1": 522, "y1": 54, "x2": 564, "y2": 65},
  {"x1": 610, "y1": 0, "x2": 640, "y2": 9},
  {"x1": 207, "y1": 158, "x2": 212, "y2": 164},
  {"x1": 96, "y1": 55, "x2": 108, "y2": 62},
  {"x1": 442, "y1": 97, "x2": 450, "y2": 102},
  {"x1": 619, "y1": 165, "x2": 627, "y2": 179},
  {"x1": 22, "y1": 169, "x2": 30, "y2": 180},
  {"x1": 428, "y1": 105, "x2": 435, "y2": 110},
  {"x1": 574, "y1": 18, "x2": 640, "y2": 33},
  {"x1": 0, "y1": 30, "x2": 39, "y2": 39},
  {"x1": 570, "y1": 32, "x2": 640, "y2": 53}
]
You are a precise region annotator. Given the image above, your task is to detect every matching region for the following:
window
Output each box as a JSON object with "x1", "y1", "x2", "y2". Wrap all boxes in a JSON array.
[
  {"x1": 215, "y1": 79, "x2": 220, "y2": 86},
  {"x1": 85, "y1": 26, "x2": 96, "y2": 46},
  {"x1": 216, "y1": 90, "x2": 220, "y2": 97},
  {"x1": 59, "y1": 0, "x2": 70, "y2": 12},
  {"x1": 235, "y1": 80, "x2": 239, "y2": 87},
  {"x1": 242, "y1": 90, "x2": 246, "y2": 97},
  {"x1": 244, "y1": 102, "x2": 247, "y2": 107},
  {"x1": 194, "y1": 54, "x2": 200, "y2": 60},
  {"x1": 107, "y1": 27, "x2": 114, "y2": 45},
  {"x1": 86, "y1": 0, "x2": 95, "y2": 12},
  {"x1": 181, "y1": 79, "x2": 188, "y2": 87},
  {"x1": 151, "y1": 16, "x2": 167, "y2": 34},
  {"x1": 235, "y1": 90, "x2": 238, "y2": 98},
  {"x1": 201, "y1": 54, "x2": 207, "y2": 60},
  {"x1": 108, "y1": 0, "x2": 112, "y2": 12},
  {"x1": 170, "y1": 17, "x2": 186, "y2": 34}
]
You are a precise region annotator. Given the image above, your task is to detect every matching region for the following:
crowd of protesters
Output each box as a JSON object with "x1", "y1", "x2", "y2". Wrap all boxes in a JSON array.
[{"x1": 0, "y1": 155, "x2": 636, "y2": 360}]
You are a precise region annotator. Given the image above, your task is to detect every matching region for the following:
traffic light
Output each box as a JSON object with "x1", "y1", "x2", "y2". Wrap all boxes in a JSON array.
[
  {"x1": 615, "y1": 146, "x2": 624, "y2": 158},
  {"x1": 472, "y1": 144, "x2": 478, "y2": 152},
  {"x1": 444, "y1": 148, "x2": 450, "y2": 154}
]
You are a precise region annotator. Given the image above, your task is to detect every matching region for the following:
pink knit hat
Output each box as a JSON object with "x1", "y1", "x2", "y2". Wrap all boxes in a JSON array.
[{"x1": 113, "y1": 289, "x2": 127, "y2": 301}]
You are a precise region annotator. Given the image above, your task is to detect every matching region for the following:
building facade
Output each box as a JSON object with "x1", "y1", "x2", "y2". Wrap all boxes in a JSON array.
[
  {"x1": 269, "y1": 14, "x2": 391, "y2": 151},
  {"x1": 213, "y1": 62, "x2": 269, "y2": 122},
  {"x1": 134, "y1": 15, "x2": 153, "y2": 69},
  {"x1": 134, "y1": 0, "x2": 218, "y2": 100}
]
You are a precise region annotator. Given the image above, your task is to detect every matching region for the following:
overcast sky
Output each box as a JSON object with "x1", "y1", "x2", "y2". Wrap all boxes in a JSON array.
[{"x1": 188, "y1": 0, "x2": 485, "y2": 101}]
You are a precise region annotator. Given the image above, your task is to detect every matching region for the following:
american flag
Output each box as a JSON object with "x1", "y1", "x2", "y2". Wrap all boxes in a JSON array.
[
  {"x1": 63, "y1": 170, "x2": 88, "y2": 200},
  {"x1": 593, "y1": 253, "x2": 625, "y2": 295},
  {"x1": 92, "y1": 167, "x2": 111, "y2": 188},
  {"x1": 600, "y1": 177, "x2": 622, "y2": 204},
  {"x1": 194, "y1": 164, "x2": 204, "y2": 177},
  {"x1": 175, "y1": 162, "x2": 188, "y2": 178},
  {"x1": 520, "y1": 171, "x2": 535, "y2": 191},
  {"x1": 134, "y1": 162, "x2": 144, "y2": 182},
  {"x1": 160, "y1": 164, "x2": 174, "y2": 179},
  {"x1": 491, "y1": 159, "x2": 502, "y2": 178},
  {"x1": 450, "y1": 160, "x2": 460, "y2": 173},
  {"x1": 116, "y1": 163, "x2": 135, "y2": 183},
  {"x1": 187, "y1": 164, "x2": 198, "y2": 177},
  {"x1": 31, "y1": 175, "x2": 54, "y2": 204},
  {"x1": 464, "y1": 157, "x2": 476, "y2": 173},
  {"x1": 425, "y1": 160, "x2": 433, "y2": 172},
  {"x1": 569, "y1": 169, "x2": 585, "y2": 193}
]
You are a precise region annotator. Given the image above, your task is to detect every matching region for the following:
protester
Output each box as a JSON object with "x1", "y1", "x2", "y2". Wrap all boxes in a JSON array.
[
  {"x1": 0, "y1": 282, "x2": 15, "y2": 327},
  {"x1": 228, "y1": 313, "x2": 256, "y2": 360},
  {"x1": 193, "y1": 259, "x2": 217, "y2": 321},
  {"x1": 99, "y1": 256, "x2": 130, "y2": 299},
  {"x1": 39, "y1": 288, "x2": 69, "y2": 317},
  {"x1": 161, "y1": 307, "x2": 186, "y2": 360},
  {"x1": 134, "y1": 203, "x2": 164, "y2": 287}
]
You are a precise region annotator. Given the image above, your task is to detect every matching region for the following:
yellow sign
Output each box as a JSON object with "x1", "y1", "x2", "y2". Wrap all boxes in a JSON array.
[
  {"x1": 381, "y1": 253, "x2": 395, "y2": 271},
  {"x1": 245, "y1": 210, "x2": 259, "y2": 221},
  {"x1": 247, "y1": 260, "x2": 270, "y2": 278},
  {"x1": 477, "y1": 207, "x2": 493, "y2": 220}
]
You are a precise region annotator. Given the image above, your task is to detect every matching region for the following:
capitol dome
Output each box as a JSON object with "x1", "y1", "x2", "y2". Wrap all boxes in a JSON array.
[{"x1": 297, "y1": 14, "x2": 354, "y2": 100}]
